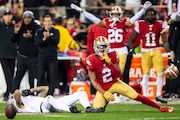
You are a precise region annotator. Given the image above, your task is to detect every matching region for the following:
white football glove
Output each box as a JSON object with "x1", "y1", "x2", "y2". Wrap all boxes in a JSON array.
[
  {"x1": 142, "y1": 1, "x2": 152, "y2": 10},
  {"x1": 70, "y1": 3, "x2": 83, "y2": 12}
]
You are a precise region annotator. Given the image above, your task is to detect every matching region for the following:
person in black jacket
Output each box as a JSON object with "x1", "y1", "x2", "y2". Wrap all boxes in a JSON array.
[
  {"x1": 0, "y1": 10, "x2": 17, "y2": 101},
  {"x1": 12, "y1": 11, "x2": 40, "y2": 92},
  {"x1": 35, "y1": 15, "x2": 59, "y2": 95},
  {"x1": 163, "y1": 19, "x2": 180, "y2": 100}
]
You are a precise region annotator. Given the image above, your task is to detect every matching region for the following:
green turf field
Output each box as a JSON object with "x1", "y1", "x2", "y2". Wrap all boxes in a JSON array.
[{"x1": 1, "y1": 102, "x2": 180, "y2": 120}]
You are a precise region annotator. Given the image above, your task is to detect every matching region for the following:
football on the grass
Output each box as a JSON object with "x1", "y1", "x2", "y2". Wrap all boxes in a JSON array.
[{"x1": 5, "y1": 104, "x2": 17, "y2": 119}]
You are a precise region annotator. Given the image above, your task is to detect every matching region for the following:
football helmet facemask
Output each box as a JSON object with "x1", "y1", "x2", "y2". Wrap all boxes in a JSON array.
[
  {"x1": 164, "y1": 64, "x2": 179, "y2": 79},
  {"x1": 93, "y1": 36, "x2": 110, "y2": 57},
  {"x1": 109, "y1": 6, "x2": 122, "y2": 21}
]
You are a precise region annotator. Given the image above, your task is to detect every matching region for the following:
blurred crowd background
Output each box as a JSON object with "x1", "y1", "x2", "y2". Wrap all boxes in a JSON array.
[{"x1": 0, "y1": 0, "x2": 170, "y2": 25}]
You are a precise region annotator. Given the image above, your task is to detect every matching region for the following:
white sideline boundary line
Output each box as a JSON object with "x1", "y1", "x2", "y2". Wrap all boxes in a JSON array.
[{"x1": 130, "y1": 117, "x2": 180, "y2": 120}]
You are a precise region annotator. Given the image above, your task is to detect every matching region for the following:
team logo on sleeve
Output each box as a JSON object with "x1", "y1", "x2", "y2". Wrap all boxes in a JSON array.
[{"x1": 86, "y1": 58, "x2": 92, "y2": 66}]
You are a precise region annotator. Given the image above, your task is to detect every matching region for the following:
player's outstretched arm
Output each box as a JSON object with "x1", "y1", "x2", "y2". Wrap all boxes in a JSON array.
[
  {"x1": 70, "y1": 3, "x2": 106, "y2": 26},
  {"x1": 128, "y1": 30, "x2": 138, "y2": 49},
  {"x1": 21, "y1": 86, "x2": 49, "y2": 97},
  {"x1": 31, "y1": 86, "x2": 49, "y2": 97},
  {"x1": 128, "y1": 1, "x2": 152, "y2": 25}
]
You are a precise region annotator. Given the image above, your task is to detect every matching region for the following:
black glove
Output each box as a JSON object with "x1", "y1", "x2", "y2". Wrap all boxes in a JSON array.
[
  {"x1": 21, "y1": 89, "x2": 32, "y2": 96},
  {"x1": 69, "y1": 106, "x2": 81, "y2": 113}
]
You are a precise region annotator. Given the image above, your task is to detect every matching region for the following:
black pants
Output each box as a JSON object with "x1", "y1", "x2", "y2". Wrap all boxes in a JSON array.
[
  {"x1": 123, "y1": 52, "x2": 133, "y2": 84},
  {"x1": 56, "y1": 61, "x2": 68, "y2": 94},
  {"x1": 0, "y1": 59, "x2": 15, "y2": 97},
  {"x1": 169, "y1": 59, "x2": 180, "y2": 94},
  {"x1": 37, "y1": 59, "x2": 57, "y2": 95},
  {"x1": 13, "y1": 54, "x2": 38, "y2": 91}
]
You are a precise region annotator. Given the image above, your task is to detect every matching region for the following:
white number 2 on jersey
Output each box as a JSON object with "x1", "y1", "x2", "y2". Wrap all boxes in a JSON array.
[
  {"x1": 102, "y1": 67, "x2": 113, "y2": 83},
  {"x1": 108, "y1": 29, "x2": 123, "y2": 43}
]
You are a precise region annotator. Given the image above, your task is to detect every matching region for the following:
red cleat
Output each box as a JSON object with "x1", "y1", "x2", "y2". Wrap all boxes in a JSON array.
[{"x1": 160, "y1": 106, "x2": 174, "y2": 112}]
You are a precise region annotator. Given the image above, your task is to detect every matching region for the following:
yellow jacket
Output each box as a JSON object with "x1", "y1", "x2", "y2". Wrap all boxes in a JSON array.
[{"x1": 55, "y1": 25, "x2": 80, "y2": 52}]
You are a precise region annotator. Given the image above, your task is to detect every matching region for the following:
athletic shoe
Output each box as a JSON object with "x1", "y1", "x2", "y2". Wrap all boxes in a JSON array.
[
  {"x1": 156, "y1": 96, "x2": 167, "y2": 103},
  {"x1": 160, "y1": 106, "x2": 174, "y2": 112},
  {"x1": 3, "y1": 96, "x2": 8, "y2": 102},
  {"x1": 168, "y1": 93, "x2": 177, "y2": 101},
  {"x1": 69, "y1": 106, "x2": 81, "y2": 113},
  {"x1": 86, "y1": 107, "x2": 105, "y2": 113},
  {"x1": 162, "y1": 93, "x2": 170, "y2": 98}
]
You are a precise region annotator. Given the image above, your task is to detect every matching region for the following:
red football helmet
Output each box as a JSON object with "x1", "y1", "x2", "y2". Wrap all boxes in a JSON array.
[{"x1": 164, "y1": 64, "x2": 179, "y2": 79}]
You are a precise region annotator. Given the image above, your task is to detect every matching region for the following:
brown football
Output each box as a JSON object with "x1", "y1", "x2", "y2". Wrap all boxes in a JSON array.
[{"x1": 5, "y1": 104, "x2": 17, "y2": 119}]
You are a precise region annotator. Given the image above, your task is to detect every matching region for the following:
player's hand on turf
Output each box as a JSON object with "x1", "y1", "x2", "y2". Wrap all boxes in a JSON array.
[
  {"x1": 104, "y1": 91, "x2": 115, "y2": 101},
  {"x1": 70, "y1": 3, "x2": 83, "y2": 12},
  {"x1": 21, "y1": 89, "x2": 32, "y2": 96},
  {"x1": 143, "y1": 1, "x2": 152, "y2": 10}
]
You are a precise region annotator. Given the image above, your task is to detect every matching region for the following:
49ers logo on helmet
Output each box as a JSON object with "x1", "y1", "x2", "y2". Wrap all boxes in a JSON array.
[
  {"x1": 110, "y1": 6, "x2": 122, "y2": 14},
  {"x1": 164, "y1": 64, "x2": 179, "y2": 79}
]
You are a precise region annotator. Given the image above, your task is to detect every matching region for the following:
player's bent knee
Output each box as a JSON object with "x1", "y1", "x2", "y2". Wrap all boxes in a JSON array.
[{"x1": 128, "y1": 92, "x2": 138, "y2": 99}]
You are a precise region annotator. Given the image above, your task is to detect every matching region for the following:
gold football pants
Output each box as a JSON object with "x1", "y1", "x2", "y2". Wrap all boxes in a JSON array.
[{"x1": 93, "y1": 80, "x2": 138, "y2": 108}]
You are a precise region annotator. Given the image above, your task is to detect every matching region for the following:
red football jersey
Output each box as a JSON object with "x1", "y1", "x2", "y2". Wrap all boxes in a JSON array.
[
  {"x1": 124, "y1": 25, "x2": 141, "y2": 48},
  {"x1": 135, "y1": 20, "x2": 165, "y2": 48},
  {"x1": 87, "y1": 24, "x2": 107, "y2": 54},
  {"x1": 104, "y1": 18, "x2": 127, "y2": 48},
  {"x1": 86, "y1": 51, "x2": 122, "y2": 90}
]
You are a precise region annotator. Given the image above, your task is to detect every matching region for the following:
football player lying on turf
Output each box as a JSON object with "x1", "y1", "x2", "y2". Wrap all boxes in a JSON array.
[
  {"x1": 85, "y1": 36, "x2": 174, "y2": 113},
  {"x1": 10, "y1": 86, "x2": 101, "y2": 113}
]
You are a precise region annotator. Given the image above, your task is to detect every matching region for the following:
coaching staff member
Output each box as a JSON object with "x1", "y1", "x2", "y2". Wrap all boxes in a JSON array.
[{"x1": 35, "y1": 15, "x2": 59, "y2": 95}]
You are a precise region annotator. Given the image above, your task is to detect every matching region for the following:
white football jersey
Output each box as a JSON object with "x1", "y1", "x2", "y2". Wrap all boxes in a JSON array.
[{"x1": 15, "y1": 96, "x2": 45, "y2": 113}]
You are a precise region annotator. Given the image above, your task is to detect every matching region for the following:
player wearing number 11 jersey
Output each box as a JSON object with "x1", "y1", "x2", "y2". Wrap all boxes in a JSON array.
[{"x1": 128, "y1": 8, "x2": 172, "y2": 103}]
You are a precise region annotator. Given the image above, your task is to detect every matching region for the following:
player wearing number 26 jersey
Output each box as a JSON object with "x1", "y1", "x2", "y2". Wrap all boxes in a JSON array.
[
  {"x1": 104, "y1": 17, "x2": 127, "y2": 49},
  {"x1": 86, "y1": 36, "x2": 174, "y2": 112},
  {"x1": 102, "y1": 6, "x2": 148, "y2": 73},
  {"x1": 70, "y1": 1, "x2": 152, "y2": 73}
]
